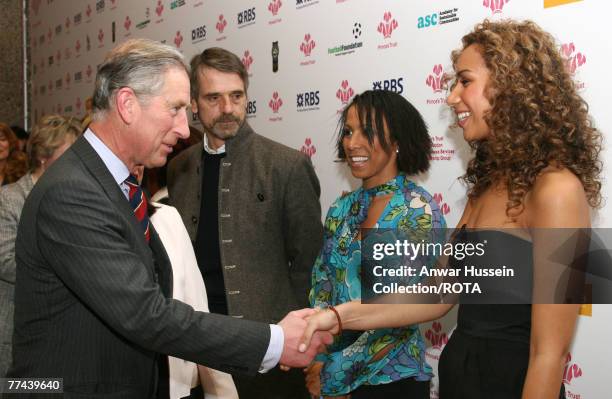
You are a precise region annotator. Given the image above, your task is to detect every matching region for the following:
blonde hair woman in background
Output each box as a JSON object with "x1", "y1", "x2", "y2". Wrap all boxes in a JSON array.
[{"x1": 0, "y1": 114, "x2": 81, "y2": 376}]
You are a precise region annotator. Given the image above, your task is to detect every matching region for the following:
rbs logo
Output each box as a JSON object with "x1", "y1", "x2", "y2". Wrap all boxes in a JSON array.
[
  {"x1": 238, "y1": 8, "x2": 256, "y2": 25},
  {"x1": 192, "y1": 25, "x2": 206, "y2": 40},
  {"x1": 297, "y1": 91, "x2": 320, "y2": 108},
  {"x1": 417, "y1": 14, "x2": 437, "y2": 29},
  {"x1": 372, "y1": 78, "x2": 404, "y2": 94},
  {"x1": 247, "y1": 100, "x2": 257, "y2": 115}
]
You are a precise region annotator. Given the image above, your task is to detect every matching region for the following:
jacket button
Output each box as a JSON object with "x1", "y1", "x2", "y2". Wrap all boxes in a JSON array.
[{"x1": 191, "y1": 216, "x2": 198, "y2": 224}]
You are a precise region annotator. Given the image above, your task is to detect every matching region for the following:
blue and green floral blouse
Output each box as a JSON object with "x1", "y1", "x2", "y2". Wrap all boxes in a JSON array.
[{"x1": 309, "y1": 173, "x2": 446, "y2": 396}]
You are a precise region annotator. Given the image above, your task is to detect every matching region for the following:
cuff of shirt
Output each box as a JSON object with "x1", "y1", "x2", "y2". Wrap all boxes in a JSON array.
[{"x1": 259, "y1": 324, "x2": 284, "y2": 373}]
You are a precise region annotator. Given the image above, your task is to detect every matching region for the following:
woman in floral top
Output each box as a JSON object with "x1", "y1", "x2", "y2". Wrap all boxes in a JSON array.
[{"x1": 307, "y1": 90, "x2": 446, "y2": 398}]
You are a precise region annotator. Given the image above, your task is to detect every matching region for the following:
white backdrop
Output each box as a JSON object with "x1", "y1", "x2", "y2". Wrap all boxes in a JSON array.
[{"x1": 28, "y1": 1, "x2": 611, "y2": 397}]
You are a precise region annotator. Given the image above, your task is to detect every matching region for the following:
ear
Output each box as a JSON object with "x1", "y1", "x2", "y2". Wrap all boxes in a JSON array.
[
  {"x1": 114, "y1": 87, "x2": 139, "y2": 125},
  {"x1": 191, "y1": 98, "x2": 199, "y2": 114}
]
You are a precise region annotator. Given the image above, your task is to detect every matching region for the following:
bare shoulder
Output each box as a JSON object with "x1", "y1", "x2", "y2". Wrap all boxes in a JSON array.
[{"x1": 524, "y1": 168, "x2": 590, "y2": 228}]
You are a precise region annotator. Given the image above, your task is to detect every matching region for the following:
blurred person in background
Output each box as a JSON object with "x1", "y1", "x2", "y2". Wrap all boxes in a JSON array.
[
  {"x1": 9, "y1": 125, "x2": 29, "y2": 152},
  {"x1": 0, "y1": 114, "x2": 81, "y2": 377},
  {"x1": 0, "y1": 123, "x2": 27, "y2": 186}
]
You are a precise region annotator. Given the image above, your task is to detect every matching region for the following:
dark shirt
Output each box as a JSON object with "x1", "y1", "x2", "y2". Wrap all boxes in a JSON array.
[{"x1": 194, "y1": 151, "x2": 228, "y2": 315}]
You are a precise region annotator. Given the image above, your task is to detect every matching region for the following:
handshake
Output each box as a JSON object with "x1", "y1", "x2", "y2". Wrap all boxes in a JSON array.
[{"x1": 276, "y1": 307, "x2": 341, "y2": 369}]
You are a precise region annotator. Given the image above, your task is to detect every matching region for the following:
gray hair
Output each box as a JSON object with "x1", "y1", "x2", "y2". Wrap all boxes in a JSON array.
[{"x1": 92, "y1": 38, "x2": 188, "y2": 120}]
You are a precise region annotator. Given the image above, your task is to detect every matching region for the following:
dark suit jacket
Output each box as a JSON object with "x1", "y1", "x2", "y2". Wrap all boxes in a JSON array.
[{"x1": 9, "y1": 136, "x2": 270, "y2": 398}]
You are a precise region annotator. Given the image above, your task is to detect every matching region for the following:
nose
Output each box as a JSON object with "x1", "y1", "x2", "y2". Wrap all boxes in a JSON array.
[
  {"x1": 343, "y1": 130, "x2": 366, "y2": 150},
  {"x1": 175, "y1": 108, "x2": 190, "y2": 139},
  {"x1": 219, "y1": 95, "x2": 234, "y2": 114},
  {"x1": 446, "y1": 84, "x2": 461, "y2": 107}
]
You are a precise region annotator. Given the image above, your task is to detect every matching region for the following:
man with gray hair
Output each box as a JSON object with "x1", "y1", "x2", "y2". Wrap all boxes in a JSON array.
[
  {"x1": 10, "y1": 38, "x2": 330, "y2": 398},
  {"x1": 167, "y1": 47, "x2": 323, "y2": 398}
]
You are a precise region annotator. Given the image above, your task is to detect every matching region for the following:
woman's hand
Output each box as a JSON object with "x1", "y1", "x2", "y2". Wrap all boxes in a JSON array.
[
  {"x1": 299, "y1": 308, "x2": 339, "y2": 353},
  {"x1": 304, "y1": 361, "x2": 324, "y2": 397}
]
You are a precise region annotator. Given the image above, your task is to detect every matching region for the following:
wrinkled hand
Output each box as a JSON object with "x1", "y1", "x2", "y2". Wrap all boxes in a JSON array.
[
  {"x1": 298, "y1": 307, "x2": 339, "y2": 353},
  {"x1": 278, "y1": 309, "x2": 333, "y2": 369},
  {"x1": 304, "y1": 361, "x2": 323, "y2": 397}
]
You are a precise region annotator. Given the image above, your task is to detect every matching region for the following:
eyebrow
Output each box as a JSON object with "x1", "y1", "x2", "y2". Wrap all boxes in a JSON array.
[
  {"x1": 455, "y1": 69, "x2": 472, "y2": 76},
  {"x1": 202, "y1": 90, "x2": 245, "y2": 97}
]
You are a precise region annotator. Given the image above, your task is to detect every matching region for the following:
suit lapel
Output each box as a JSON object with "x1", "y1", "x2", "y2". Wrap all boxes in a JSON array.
[{"x1": 70, "y1": 137, "x2": 172, "y2": 292}]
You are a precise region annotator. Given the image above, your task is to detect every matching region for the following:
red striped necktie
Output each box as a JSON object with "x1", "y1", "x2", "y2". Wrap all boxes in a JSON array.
[{"x1": 125, "y1": 174, "x2": 150, "y2": 243}]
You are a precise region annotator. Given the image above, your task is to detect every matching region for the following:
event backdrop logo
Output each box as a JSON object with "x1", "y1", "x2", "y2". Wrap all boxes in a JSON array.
[
  {"x1": 269, "y1": 92, "x2": 283, "y2": 113},
  {"x1": 174, "y1": 31, "x2": 183, "y2": 48},
  {"x1": 372, "y1": 77, "x2": 404, "y2": 94},
  {"x1": 296, "y1": 90, "x2": 320, "y2": 112},
  {"x1": 65, "y1": 16, "x2": 71, "y2": 30},
  {"x1": 75, "y1": 39, "x2": 81, "y2": 54},
  {"x1": 124, "y1": 16, "x2": 131, "y2": 31},
  {"x1": 47, "y1": 27, "x2": 53, "y2": 43},
  {"x1": 328, "y1": 23, "x2": 363, "y2": 56},
  {"x1": 433, "y1": 193, "x2": 451, "y2": 215},
  {"x1": 86, "y1": 4, "x2": 92, "y2": 19},
  {"x1": 377, "y1": 11, "x2": 398, "y2": 39},
  {"x1": 191, "y1": 25, "x2": 206, "y2": 44},
  {"x1": 86, "y1": 64, "x2": 93, "y2": 79},
  {"x1": 563, "y1": 353, "x2": 583, "y2": 385},
  {"x1": 300, "y1": 34, "x2": 316, "y2": 56},
  {"x1": 96, "y1": 0, "x2": 105, "y2": 14},
  {"x1": 171, "y1": 0, "x2": 186, "y2": 10},
  {"x1": 242, "y1": 50, "x2": 254, "y2": 72},
  {"x1": 562, "y1": 42, "x2": 586, "y2": 75},
  {"x1": 483, "y1": 0, "x2": 510, "y2": 14},
  {"x1": 216, "y1": 15, "x2": 228, "y2": 33},
  {"x1": 296, "y1": 0, "x2": 319, "y2": 9},
  {"x1": 247, "y1": 100, "x2": 257, "y2": 118},
  {"x1": 425, "y1": 321, "x2": 449, "y2": 349},
  {"x1": 237, "y1": 7, "x2": 256, "y2": 28},
  {"x1": 426, "y1": 64, "x2": 445, "y2": 93},
  {"x1": 98, "y1": 28, "x2": 105, "y2": 46},
  {"x1": 336, "y1": 80, "x2": 354, "y2": 105},
  {"x1": 268, "y1": 0, "x2": 282, "y2": 16},
  {"x1": 31, "y1": 0, "x2": 41, "y2": 15},
  {"x1": 272, "y1": 41, "x2": 280, "y2": 72},
  {"x1": 300, "y1": 138, "x2": 317, "y2": 159},
  {"x1": 76, "y1": 97, "x2": 82, "y2": 112},
  {"x1": 156, "y1": 0, "x2": 164, "y2": 17}
]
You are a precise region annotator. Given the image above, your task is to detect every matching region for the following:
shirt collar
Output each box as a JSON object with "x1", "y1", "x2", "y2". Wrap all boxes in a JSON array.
[
  {"x1": 83, "y1": 128, "x2": 130, "y2": 185},
  {"x1": 202, "y1": 132, "x2": 226, "y2": 154}
]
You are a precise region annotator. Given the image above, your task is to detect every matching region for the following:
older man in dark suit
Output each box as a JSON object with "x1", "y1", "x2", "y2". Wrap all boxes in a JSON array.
[{"x1": 9, "y1": 38, "x2": 330, "y2": 398}]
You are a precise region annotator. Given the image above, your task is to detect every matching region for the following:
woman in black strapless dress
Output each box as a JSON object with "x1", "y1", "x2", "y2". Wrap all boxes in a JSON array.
[{"x1": 299, "y1": 19, "x2": 601, "y2": 399}]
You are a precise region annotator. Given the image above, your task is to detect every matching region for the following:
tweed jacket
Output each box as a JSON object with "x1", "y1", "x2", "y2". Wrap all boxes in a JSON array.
[
  {"x1": 168, "y1": 123, "x2": 323, "y2": 324},
  {"x1": 0, "y1": 173, "x2": 34, "y2": 376},
  {"x1": 9, "y1": 136, "x2": 270, "y2": 398}
]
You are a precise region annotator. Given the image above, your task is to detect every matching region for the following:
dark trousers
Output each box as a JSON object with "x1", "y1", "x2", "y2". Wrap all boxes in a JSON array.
[
  {"x1": 350, "y1": 378, "x2": 430, "y2": 399},
  {"x1": 233, "y1": 367, "x2": 310, "y2": 399}
]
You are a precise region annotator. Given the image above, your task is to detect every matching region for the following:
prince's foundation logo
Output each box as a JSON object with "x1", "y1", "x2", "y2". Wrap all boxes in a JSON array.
[
  {"x1": 241, "y1": 50, "x2": 254, "y2": 75},
  {"x1": 483, "y1": 0, "x2": 510, "y2": 14},
  {"x1": 300, "y1": 138, "x2": 316, "y2": 159},
  {"x1": 336, "y1": 80, "x2": 354, "y2": 105}
]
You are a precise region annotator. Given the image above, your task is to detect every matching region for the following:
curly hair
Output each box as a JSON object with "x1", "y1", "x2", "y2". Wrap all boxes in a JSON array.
[{"x1": 451, "y1": 19, "x2": 602, "y2": 216}]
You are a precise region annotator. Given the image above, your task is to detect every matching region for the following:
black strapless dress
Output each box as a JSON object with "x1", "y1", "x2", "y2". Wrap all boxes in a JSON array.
[{"x1": 438, "y1": 230, "x2": 565, "y2": 399}]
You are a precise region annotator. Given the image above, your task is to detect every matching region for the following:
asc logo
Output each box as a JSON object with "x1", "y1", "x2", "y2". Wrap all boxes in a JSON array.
[
  {"x1": 238, "y1": 7, "x2": 256, "y2": 26},
  {"x1": 372, "y1": 77, "x2": 404, "y2": 94},
  {"x1": 191, "y1": 25, "x2": 206, "y2": 43},
  {"x1": 296, "y1": 91, "x2": 320, "y2": 111}
]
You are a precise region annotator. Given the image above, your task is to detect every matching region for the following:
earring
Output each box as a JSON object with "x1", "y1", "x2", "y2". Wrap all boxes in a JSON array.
[{"x1": 395, "y1": 148, "x2": 399, "y2": 154}]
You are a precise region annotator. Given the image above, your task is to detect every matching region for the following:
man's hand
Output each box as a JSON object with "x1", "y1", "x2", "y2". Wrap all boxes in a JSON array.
[
  {"x1": 278, "y1": 309, "x2": 333, "y2": 368},
  {"x1": 298, "y1": 307, "x2": 339, "y2": 353}
]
